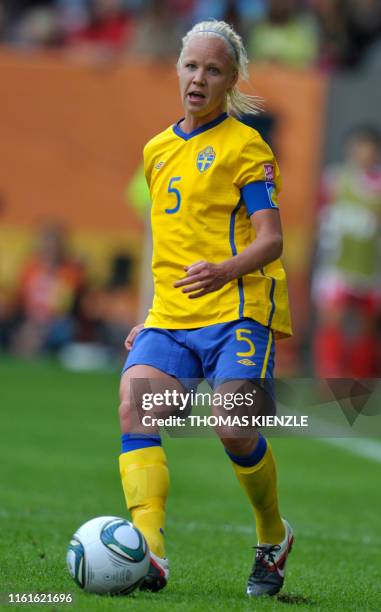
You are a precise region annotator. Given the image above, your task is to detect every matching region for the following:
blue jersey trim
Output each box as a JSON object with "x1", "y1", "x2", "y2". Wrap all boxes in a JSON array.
[
  {"x1": 260, "y1": 267, "x2": 276, "y2": 327},
  {"x1": 268, "y1": 278, "x2": 276, "y2": 327},
  {"x1": 173, "y1": 112, "x2": 228, "y2": 141},
  {"x1": 238, "y1": 278, "x2": 244, "y2": 318},
  {"x1": 266, "y1": 335, "x2": 275, "y2": 378},
  {"x1": 229, "y1": 200, "x2": 245, "y2": 318},
  {"x1": 241, "y1": 181, "x2": 277, "y2": 216}
]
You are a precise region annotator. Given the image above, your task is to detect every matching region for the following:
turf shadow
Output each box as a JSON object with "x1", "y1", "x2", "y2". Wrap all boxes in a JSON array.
[{"x1": 276, "y1": 593, "x2": 314, "y2": 606}]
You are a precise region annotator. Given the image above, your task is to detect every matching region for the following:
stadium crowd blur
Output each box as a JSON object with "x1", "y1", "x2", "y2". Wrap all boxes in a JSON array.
[
  {"x1": 0, "y1": 223, "x2": 135, "y2": 363},
  {"x1": 313, "y1": 127, "x2": 381, "y2": 378},
  {"x1": 1, "y1": 0, "x2": 381, "y2": 70},
  {"x1": 1, "y1": 0, "x2": 380, "y2": 375}
]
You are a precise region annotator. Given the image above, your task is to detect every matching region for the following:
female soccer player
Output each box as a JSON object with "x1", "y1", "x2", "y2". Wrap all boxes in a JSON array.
[{"x1": 119, "y1": 20, "x2": 294, "y2": 598}]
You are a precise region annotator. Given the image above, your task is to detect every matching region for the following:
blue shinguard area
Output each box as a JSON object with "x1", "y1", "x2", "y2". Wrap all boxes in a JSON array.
[{"x1": 224, "y1": 433, "x2": 267, "y2": 467}]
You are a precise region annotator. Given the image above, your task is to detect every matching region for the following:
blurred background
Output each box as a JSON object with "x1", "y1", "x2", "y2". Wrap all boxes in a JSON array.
[{"x1": 0, "y1": 0, "x2": 380, "y2": 377}]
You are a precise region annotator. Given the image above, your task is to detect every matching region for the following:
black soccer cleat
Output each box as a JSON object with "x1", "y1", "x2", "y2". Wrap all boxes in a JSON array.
[
  {"x1": 140, "y1": 551, "x2": 169, "y2": 592},
  {"x1": 247, "y1": 519, "x2": 294, "y2": 597}
]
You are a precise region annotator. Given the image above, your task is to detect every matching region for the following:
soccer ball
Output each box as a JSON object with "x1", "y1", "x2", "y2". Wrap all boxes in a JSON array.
[{"x1": 66, "y1": 516, "x2": 150, "y2": 595}]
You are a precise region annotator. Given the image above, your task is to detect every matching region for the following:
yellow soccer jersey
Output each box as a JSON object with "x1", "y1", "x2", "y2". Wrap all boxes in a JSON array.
[{"x1": 143, "y1": 113, "x2": 292, "y2": 338}]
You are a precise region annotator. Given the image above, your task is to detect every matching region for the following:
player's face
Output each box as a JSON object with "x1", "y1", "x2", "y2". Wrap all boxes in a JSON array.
[{"x1": 178, "y1": 36, "x2": 237, "y2": 125}]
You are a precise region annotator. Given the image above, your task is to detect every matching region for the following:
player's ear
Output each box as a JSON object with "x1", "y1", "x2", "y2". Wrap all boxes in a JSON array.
[{"x1": 230, "y1": 69, "x2": 238, "y2": 89}]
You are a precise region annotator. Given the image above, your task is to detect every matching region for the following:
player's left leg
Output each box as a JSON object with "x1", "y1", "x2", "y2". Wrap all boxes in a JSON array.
[
  {"x1": 216, "y1": 412, "x2": 293, "y2": 596},
  {"x1": 193, "y1": 318, "x2": 294, "y2": 596},
  {"x1": 219, "y1": 426, "x2": 285, "y2": 546}
]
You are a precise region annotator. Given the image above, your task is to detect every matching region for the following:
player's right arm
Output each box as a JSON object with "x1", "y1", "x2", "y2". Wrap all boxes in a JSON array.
[{"x1": 173, "y1": 208, "x2": 283, "y2": 298}]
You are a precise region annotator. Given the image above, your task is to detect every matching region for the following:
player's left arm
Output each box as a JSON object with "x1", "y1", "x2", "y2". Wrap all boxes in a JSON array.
[{"x1": 174, "y1": 208, "x2": 283, "y2": 299}]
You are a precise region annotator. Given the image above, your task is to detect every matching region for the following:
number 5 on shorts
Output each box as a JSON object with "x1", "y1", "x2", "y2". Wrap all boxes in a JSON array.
[{"x1": 236, "y1": 328, "x2": 255, "y2": 357}]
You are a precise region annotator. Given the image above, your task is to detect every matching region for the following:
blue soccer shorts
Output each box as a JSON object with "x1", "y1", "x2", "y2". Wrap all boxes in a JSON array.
[{"x1": 123, "y1": 318, "x2": 275, "y2": 386}]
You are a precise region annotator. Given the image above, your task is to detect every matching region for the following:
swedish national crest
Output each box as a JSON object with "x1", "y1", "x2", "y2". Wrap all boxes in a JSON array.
[{"x1": 196, "y1": 146, "x2": 216, "y2": 173}]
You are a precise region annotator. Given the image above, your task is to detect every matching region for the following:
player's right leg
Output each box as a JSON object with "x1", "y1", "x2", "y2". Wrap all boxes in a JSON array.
[
  {"x1": 118, "y1": 327, "x2": 203, "y2": 592},
  {"x1": 119, "y1": 364, "x2": 178, "y2": 591}
]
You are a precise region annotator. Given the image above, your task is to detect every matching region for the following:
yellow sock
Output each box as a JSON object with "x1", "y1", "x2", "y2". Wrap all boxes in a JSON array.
[
  {"x1": 119, "y1": 446, "x2": 169, "y2": 558},
  {"x1": 231, "y1": 442, "x2": 285, "y2": 544}
]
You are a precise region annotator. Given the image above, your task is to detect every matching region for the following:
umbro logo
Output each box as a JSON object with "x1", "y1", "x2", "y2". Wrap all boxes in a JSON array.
[
  {"x1": 155, "y1": 160, "x2": 165, "y2": 170},
  {"x1": 237, "y1": 358, "x2": 256, "y2": 366}
]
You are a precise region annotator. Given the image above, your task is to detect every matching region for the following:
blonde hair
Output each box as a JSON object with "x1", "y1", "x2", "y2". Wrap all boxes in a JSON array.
[{"x1": 177, "y1": 20, "x2": 262, "y2": 117}]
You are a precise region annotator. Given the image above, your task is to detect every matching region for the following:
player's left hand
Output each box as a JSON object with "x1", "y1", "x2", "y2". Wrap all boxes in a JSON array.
[{"x1": 173, "y1": 260, "x2": 230, "y2": 298}]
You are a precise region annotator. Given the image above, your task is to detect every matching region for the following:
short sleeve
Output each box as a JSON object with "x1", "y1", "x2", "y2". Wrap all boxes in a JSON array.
[
  {"x1": 233, "y1": 134, "x2": 282, "y2": 216},
  {"x1": 234, "y1": 134, "x2": 282, "y2": 188}
]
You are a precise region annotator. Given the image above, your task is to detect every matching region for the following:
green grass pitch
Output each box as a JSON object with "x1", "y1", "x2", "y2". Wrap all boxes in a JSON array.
[{"x1": 1, "y1": 357, "x2": 380, "y2": 611}]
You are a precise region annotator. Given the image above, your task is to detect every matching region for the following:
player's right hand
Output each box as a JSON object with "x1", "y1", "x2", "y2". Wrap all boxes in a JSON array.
[{"x1": 125, "y1": 324, "x2": 144, "y2": 351}]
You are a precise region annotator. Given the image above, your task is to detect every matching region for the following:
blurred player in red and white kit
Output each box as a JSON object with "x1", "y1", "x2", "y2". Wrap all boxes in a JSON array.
[{"x1": 313, "y1": 126, "x2": 381, "y2": 378}]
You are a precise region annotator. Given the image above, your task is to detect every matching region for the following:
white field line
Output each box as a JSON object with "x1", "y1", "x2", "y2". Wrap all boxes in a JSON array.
[
  {"x1": 168, "y1": 432, "x2": 381, "y2": 547},
  {"x1": 277, "y1": 402, "x2": 381, "y2": 463},
  {"x1": 320, "y1": 437, "x2": 381, "y2": 463},
  {"x1": 1, "y1": 510, "x2": 377, "y2": 547},
  {"x1": 168, "y1": 519, "x2": 380, "y2": 546}
]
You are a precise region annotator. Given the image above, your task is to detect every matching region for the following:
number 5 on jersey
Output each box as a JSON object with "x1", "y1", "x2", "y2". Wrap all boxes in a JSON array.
[{"x1": 166, "y1": 177, "x2": 182, "y2": 214}]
